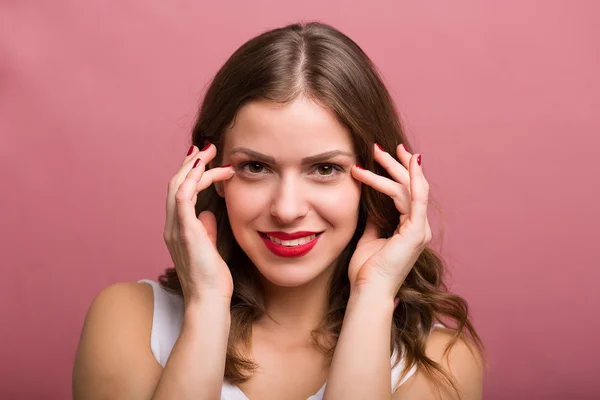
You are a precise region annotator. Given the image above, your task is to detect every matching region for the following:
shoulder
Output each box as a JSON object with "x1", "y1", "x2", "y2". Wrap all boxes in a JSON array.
[
  {"x1": 94, "y1": 281, "x2": 154, "y2": 308},
  {"x1": 82, "y1": 282, "x2": 155, "y2": 328},
  {"x1": 393, "y1": 326, "x2": 484, "y2": 400},
  {"x1": 72, "y1": 282, "x2": 161, "y2": 400}
]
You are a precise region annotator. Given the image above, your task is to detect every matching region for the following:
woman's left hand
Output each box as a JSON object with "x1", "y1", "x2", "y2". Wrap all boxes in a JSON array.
[{"x1": 348, "y1": 143, "x2": 432, "y2": 299}]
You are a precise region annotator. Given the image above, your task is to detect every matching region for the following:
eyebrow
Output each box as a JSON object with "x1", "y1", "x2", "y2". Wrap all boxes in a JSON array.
[{"x1": 229, "y1": 147, "x2": 355, "y2": 164}]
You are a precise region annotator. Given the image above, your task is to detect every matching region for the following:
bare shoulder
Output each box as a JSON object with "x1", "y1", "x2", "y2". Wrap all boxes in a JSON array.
[
  {"x1": 72, "y1": 282, "x2": 162, "y2": 400},
  {"x1": 393, "y1": 326, "x2": 484, "y2": 400}
]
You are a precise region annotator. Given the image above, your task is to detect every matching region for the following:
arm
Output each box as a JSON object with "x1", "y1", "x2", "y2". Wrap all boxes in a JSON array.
[
  {"x1": 152, "y1": 292, "x2": 231, "y2": 400},
  {"x1": 323, "y1": 287, "x2": 395, "y2": 400},
  {"x1": 322, "y1": 286, "x2": 483, "y2": 400},
  {"x1": 392, "y1": 327, "x2": 484, "y2": 400},
  {"x1": 72, "y1": 283, "x2": 162, "y2": 399},
  {"x1": 72, "y1": 282, "x2": 231, "y2": 400}
]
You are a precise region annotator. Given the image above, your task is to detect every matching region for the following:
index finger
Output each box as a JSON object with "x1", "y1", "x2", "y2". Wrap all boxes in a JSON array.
[{"x1": 408, "y1": 154, "x2": 429, "y2": 226}]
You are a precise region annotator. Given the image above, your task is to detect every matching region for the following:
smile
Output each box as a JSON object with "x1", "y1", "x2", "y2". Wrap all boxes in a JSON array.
[
  {"x1": 259, "y1": 232, "x2": 323, "y2": 257},
  {"x1": 266, "y1": 233, "x2": 317, "y2": 246}
]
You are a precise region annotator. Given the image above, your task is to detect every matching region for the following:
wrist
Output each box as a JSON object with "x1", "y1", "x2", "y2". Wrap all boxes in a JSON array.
[
  {"x1": 184, "y1": 295, "x2": 231, "y2": 326},
  {"x1": 348, "y1": 285, "x2": 396, "y2": 312},
  {"x1": 183, "y1": 287, "x2": 232, "y2": 308},
  {"x1": 350, "y1": 281, "x2": 396, "y2": 302}
]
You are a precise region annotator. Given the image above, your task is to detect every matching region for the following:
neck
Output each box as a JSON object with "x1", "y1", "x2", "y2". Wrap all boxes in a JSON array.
[{"x1": 256, "y1": 267, "x2": 334, "y2": 339}]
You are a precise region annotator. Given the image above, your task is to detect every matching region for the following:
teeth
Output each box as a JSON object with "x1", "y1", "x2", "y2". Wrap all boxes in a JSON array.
[{"x1": 266, "y1": 234, "x2": 317, "y2": 247}]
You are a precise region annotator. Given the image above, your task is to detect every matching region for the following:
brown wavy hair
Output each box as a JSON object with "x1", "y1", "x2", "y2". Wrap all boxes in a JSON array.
[{"x1": 159, "y1": 21, "x2": 486, "y2": 398}]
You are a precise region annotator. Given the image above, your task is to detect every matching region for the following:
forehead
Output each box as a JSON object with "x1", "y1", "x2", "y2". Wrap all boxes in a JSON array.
[{"x1": 223, "y1": 97, "x2": 355, "y2": 157}]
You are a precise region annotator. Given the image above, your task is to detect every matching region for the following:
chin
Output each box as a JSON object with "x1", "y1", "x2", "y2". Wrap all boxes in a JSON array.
[
  {"x1": 249, "y1": 241, "x2": 341, "y2": 289},
  {"x1": 256, "y1": 264, "x2": 328, "y2": 288}
]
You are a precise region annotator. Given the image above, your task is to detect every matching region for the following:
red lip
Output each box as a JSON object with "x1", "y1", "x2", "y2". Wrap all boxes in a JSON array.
[
  {"x1": 260, "y1": 233, "x2": 322, "y2": 258},
  {"x1": 261, "y1": 231, "x2": 320, "y2": 240}
]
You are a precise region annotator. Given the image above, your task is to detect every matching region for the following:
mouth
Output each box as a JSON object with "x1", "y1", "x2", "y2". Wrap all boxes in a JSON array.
[{"x1": 258, "y1": 232, "x2": 323, "y2": 257}]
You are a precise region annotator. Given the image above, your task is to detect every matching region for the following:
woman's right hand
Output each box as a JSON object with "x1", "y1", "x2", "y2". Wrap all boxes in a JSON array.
[{"x1": 163, "y1": 144, "x2": 235, "y2": 304}]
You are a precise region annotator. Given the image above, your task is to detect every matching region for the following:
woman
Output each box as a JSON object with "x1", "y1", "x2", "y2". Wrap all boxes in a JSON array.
[{"x1": 73, "y1": 21, "x2": 485, "y2": 400}]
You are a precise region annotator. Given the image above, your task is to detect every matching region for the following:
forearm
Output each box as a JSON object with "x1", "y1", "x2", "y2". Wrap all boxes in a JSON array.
[
  {"x1": 323, "y1": 288, "x2": 395, "y2": 400},
  {"x1": 151, "y1": 297, "x2": 231, "y2": 400}
]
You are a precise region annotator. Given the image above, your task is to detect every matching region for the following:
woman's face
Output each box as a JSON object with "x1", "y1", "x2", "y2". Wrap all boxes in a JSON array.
[{"x1": 221, "y1": 97, "x2": 361, "y2": 288}]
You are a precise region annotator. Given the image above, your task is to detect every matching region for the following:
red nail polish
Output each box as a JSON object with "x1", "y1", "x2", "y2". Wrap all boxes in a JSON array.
[
  {"x1": 187, "y1": 145, "x2": 194, "y2": 156},
  {"x1": 417, "y1": 155, "x2": 421, "y2": 166},
  {"x1": 221, "y1": 164, "x2": 231, "y2": 168},
  {"x1": 355, "y1": 164, "x2": 365, "y2": 170},
  {"x1": 375, "y1": 143, "x2": 384, "y2": 152},
  {"x1": 201, "y1": 144, "x2": 211, "y2": 152},
  {"x1": 193, "y1": 158, "x2": 202, "y2": 168}
]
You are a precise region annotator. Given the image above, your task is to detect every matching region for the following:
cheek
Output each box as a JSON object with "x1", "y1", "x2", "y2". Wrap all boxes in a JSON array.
[
  {"x1": 314, "y1": 182, "x2": 361, "y2": 224},
  {"x1": 223, "y1": 179, "x2": 270, "y2": 223}
]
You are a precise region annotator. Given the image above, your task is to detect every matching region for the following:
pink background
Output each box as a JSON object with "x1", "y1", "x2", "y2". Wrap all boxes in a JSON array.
[{"x1": 1, "y1": 1, "x2": 598, "y2": 399}]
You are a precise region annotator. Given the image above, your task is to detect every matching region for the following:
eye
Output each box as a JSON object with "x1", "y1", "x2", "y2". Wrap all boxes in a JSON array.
[
  {"x1": 316, "y1": 164, "x2": 334, "y2": 175},
  {"x1": 314, "y1": 163, "x2": 344, "y2": 179},
  {"x1": 247, "y1": 162, "x2": 264, "y2": 173},
  {"x1": 238, "y1": 161, "x2": 267, "y2": 175}
]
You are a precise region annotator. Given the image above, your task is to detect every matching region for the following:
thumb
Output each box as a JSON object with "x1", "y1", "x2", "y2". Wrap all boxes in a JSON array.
[
  {"x1": 358, "y1": 217, "x2": 379, "y2": 243},
  {"x1": 198, "y1": 210, "x2": 218, "y2": 247}
]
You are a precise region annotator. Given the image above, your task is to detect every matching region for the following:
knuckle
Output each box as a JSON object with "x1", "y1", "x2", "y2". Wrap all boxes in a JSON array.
[
  {"x1": 168, "y1": 179, "x2": 178, "y2": 192},
  {"x1": 424, "y1": 232, "x2": 432, "y2": 244},
  {"x1": 174, "y1": 185, "x2": 189, "y2": 203}
]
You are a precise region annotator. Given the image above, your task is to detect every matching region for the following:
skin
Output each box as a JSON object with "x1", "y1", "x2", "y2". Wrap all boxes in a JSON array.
[
  {"x1": 222, "y1": 97, "x2": 361, "y2": 329},
  {"x1": 218, "y1": 97, "x2": 361, "y2": 398},
  {"x1": 72, "y1": 96, "x2": 483, "y2": 400}
]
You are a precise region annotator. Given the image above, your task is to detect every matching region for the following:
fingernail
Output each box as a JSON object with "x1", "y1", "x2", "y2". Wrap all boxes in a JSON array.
[
  {"x1": 401, "y1": 144, "x2": 407, "y2": 151},
  {"x1": 193, "y1": 158, "x2": 202, "y2": 168},
  {"x1": 221, "y1": 164, "x2": 231, "y2": 168},
  {"x1": 417, "y1": 155, "x2": 422, "y2": 166},
  {"x1": 201, "y1": 143, "x2": 211, "y2": 152},
  {"x1": 375, "y1": 143, "x2": 384, "y2": 152},
  {"x1": 394, "y1": 297, "x2": 401, "y2": 309},
  {"x1": 187, "y1": 145, "x2": 194, "y2": 156},
  {"x1": 355, "y1": 164, "x2": 365, "y2": 170}
]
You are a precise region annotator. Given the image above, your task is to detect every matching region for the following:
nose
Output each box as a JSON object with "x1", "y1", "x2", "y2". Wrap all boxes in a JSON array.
[{"x1": 270, "y1": 174, "x2": 309, "y2": 224}]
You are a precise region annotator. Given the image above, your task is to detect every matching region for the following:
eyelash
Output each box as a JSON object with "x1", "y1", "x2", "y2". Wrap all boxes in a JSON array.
[{"x1": 237, "y1": 161, "x2": 345, "y2": 180}]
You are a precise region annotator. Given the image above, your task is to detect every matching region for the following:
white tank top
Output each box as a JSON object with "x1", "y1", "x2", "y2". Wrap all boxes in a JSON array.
[{"x1": 139, "y1": 279, "x2": 442, "y2": 399}]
